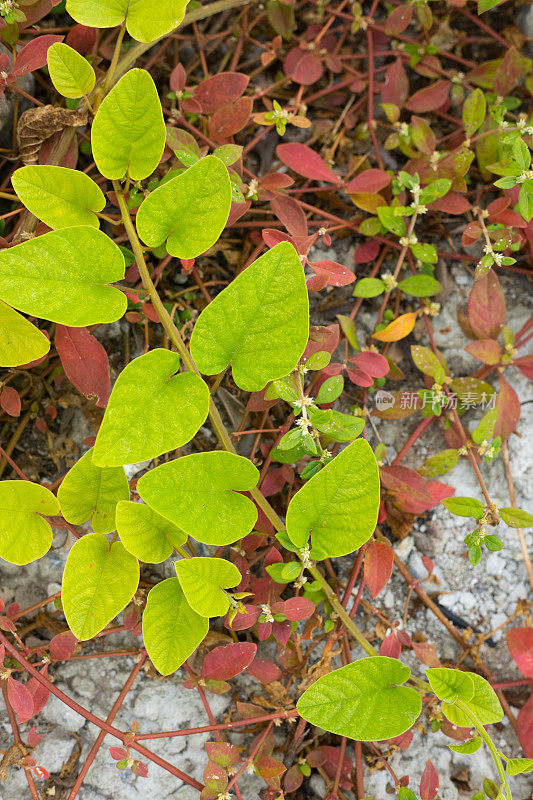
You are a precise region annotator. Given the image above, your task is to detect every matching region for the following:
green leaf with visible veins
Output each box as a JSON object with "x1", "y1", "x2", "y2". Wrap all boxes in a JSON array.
[
  {"x1": 143, "y1": 577, "x2": 208, "y2": 675},
  {"x1": 0, "y1": 300, "x2": 50, "y2": 367},
  {"x1": 137, "y1": 451, "x2": 259, "y2": 546},
  {"x1": 66, "y1": 0, "x2": 189, "y2": 43},
  {"x1": 0, "y1": 226, "x2": 126, "y2": 326},
  {"x1": 0, "y1": 480, "x2": 59, "y2": 565},
  {"x1": 12, "y1": 166, "x2": 105, "y2": 230},
  {"x1": 136, "y1": 156, "x2": 232, "y2": 259},
  {"x1": 47, "y1": 42, "x2": 95, "y2": 98},
  {"x1": 92, "y1": 349, "x2": 209, "y2": 467},
  {"x1": 190, "y1": 242, "x2": 309, "y2": 391},
  {"x1": 175, "y1": 557, "x2": 242, "y2": 617},
  {"x1": 116, "y1": 500, "x2": 187, "y2": 563},
  {"x1": 62, "y1": 534, "x2": 139, "y2": 640},
  {"x1": 297, "y1": 656, "x2": 422, "y2": 741},
  {"x1": 499, "y1": 507, "x2": 533, "y2": 528},
  {"x1": 286, "y1": 439, "x2": 380, "y2": 559},
  {"x1": 427, "y1": 668, "x2": 503, "y2": 726},
  {"x1": 57, "y1": 448, "x2": 129, "y2": 534},
  {"x1": 91, "y1": 69, "x2": 166, "y2": 180}
]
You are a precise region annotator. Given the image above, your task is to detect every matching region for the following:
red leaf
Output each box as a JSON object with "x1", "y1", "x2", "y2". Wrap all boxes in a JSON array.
[
  {"x1": 364, "y1": 541, "x2": 394, "y2": 598},
  {"x1": 465, "y1": 339, "x2": 501, "y2": 365},
  {"x1": 346, "y1": 367, "x2": 373, "y2": 387},
  {"x1": 109, "y1": 747, "x2": 128, "y2": 760},
  {"x1": 273, "y1": 596, "x2": 315, "y2": 621},
  {"x1": 284, "y1": 764, "x2": 304, "y2": 792},
  {"x1": 192, "y1": 73, "x2": 249, "y2": 113},
  {"x1": 507, "y1": 628, "x2": 533, "y2": 678},
  {"x1": 350, "y1": 351, "x2": 389, "y2": 378},
  {"x1": 133, "y1": 760, "x2": 148, "y2": 777},
  {"x1": 462, "y1": 221, "x2": 483, "y2": 247},
  {"x1": 284, "y1": 48, "x2": 323, "y2": 86},
  {"x1": 385, "y1": 3, "x2": 413, "y2": 34},
  {"x1": 517, "y1": 692, "x2": 533, "y2": 756},
  {"x1": 420, "y1": 759, "x2": 439, "y2": 800},
  {"x1": 27, "y1": 727, "x2": 41, "y2": 747},
  {"x1": 353, "y1": 240, "x2": 380, "y2": 263},
  {"x1": 272, "y1": 619, "x2": 291, "y2": 646},
  {"x1": 34, "y1": 766, "x2": 49, "y2": 779},
  {"x1": 429, "y1": 193, "x2": 472, "y2": 214},
  {"x1": 208, "y1": 96, "x2": 252, "y2": 139},
  {"x1": 406, "y1": 80, "x2": 450, "y2": 112},
  {"x1": 65, "y1": 24, "x2": 99, "y2": 55},
  {"x1": 308, "y1": 259, "x2": 355, "y2": 287},
  {"x1": 26, "y1": 672, "x2": 50, "y2": 720},
  {"x1": 494, "y1": 375, "x2": 520, "y2": 442},
  {"x1": 513, "y1": 354, "x2": 533, "y2": 380},
  {"x1": 246, "y1": 659, "x2": 282, "y2": 683},
  {"x1": 0, "y1": 386, "x2": 21, "y2": 417},
  {"x1": 276, "y1": 143, "x2": 341, "y2": 184},
  {"x1": 55, "y1": 325, "x2": 111, "y2": 408},
  {"x1": 49, "y1": 631, "x2": 77, "y2": 661},
  {"x1": 412, "y1": 641, "x2": 441, "y2": 667},
  {"x1": 7, "y1": 677, "x2": 34, "y2": 719},
  {"x1": 380, "y1": 632, "x2": 401, "y2": 658},
  {"x1": 201, "y1": 642, "x2": 257, "y2": 680},
  {"x1": 381, "y1": 466, "x2": 436, "y2": 514},
  {"x1": 381, "y1": 59, "x2": 409, "y2": 106},
  {"x1": 205, "y1": 741, "x2": 241, "y2": 768},
  {"x1": 170, "y1": 63, "x2": 187, "y2": 92},
  {"x1": 13, "y1": 35, "x2": 64, "y2": 77},
  {"x1": 426, "y1": 481, "x2": 455, "y2": 504},
  {"x1": 270, "y1": 195, "x2": 308, "y2": 237},
  {"x1": 345, "y1": 169, "x2": 391, "y2": 195},
  {"x1": 467, "y1": 270, "x2": 506, "y2": 340}
]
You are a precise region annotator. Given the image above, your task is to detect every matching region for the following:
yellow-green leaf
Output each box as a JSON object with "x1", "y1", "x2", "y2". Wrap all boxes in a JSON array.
[
  {"x1": 116, "y1": 500, "x2": 187, "y2": 563},
  {"x1": 66, "y1": 0, "x2": 189, "y2": 43},
  {"x1": 47, "y1": 42, "x2": 95, "y2": 98},
  {"x1": 12, "y1": 166, "x2": 105, "y2": 229},
  {"x1": 0, "y1": 300, "x2": 49, "y2": 367},
  {"x1": 0, "y1": 480, "x2": 59, "y2": 565}
]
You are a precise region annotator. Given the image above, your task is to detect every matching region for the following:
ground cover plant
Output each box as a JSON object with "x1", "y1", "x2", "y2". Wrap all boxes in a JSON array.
[{"x1": 0, "y1": 0, "x2": 531, "y2": 798}]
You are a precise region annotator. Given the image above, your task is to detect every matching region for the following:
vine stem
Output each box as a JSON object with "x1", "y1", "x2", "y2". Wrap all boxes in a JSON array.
[
  {"x1": 112, "y1": 183, "x2": 285, "y2": 533},
  {"x1": 102, "y1": 22, "x2": 127, "y2": 96},
  {"x1": 454, "y1": 699, "x2": 511, "y2": 800},
  {"x1": 501, "y1": 440, "x2": 533, "y2": 591}
]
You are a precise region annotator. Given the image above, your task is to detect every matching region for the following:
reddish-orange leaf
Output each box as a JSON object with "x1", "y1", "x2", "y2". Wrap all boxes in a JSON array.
[{"x1": 364, "y1": 541, "x2": 394, "y2": 598}]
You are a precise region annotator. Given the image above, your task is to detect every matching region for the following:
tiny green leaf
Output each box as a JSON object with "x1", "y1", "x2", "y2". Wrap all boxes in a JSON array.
[
  {"x1": 66, "y1": 0, "x2": 189, "y2": 43},
  {"x1": 286, "y1": 439, "x2": 380, "y2": 559},
  {"x1": 47, "y1": 42, "x2": 95, "y2": 98},
  {"x1": 175, "y1": 557, "x2": 242, "y2": 617},
  {"x1": 442, "y1": 496, "x2": 485, "y2": 519},
  {"x1": 353, "y1": 278, "x2": 386, "y2": 298},
  {"x1": 62, "y1": 534, "x2": 139, "y2": 639},
  {"x1": 505, "y1": 758, "x2": 533, "y2": 776},
  {"x1": 0, "y1": 300, "x2": 50, "y2": 367},
  {"x1": 398, "y1": 275, "x2": 442, "y2": 297},
  {"x1": 12, "y1": 166, "x2": 105, "y2": 229},
  {"x1": 91, "y1": 69, "x2": 166, "y2": 180},
  {"x1": 142, "y1": 577, "x2": 208, "y2": 675},
  {"x1": 57, "y1": 449, "x2": 129, "y2": 534},
  {"x1": 0, "y1": 480, "x2": 59, "y2": 565},
  {"x1": 93, "y1": 349, "x2": 209, "y2": 466},
  {"x1": 426, "y1": 667, "x2": 475, "y2": 704},
  {"x1": 136, "y1": 156, "x2": 231, "y2": 259},
  {"x1": 315, "y1": 375, "x2": 344, "y2": 404},
  {"x1": 137, "y1": 452, "x2": 259, "y2": 546},
  {"x1": 449, "y1": 737, "x2": 482, "y2": 754},
  {"x1": 499, "y1": 507, "x2": 533, "y2": 528},
  {"x1": 190, "y1": 242, "x2": 309, "y2": 391},
  {"x1": 462, "y1": 89, "x2": 486, "y2": 136},
  {"x1": 0, "y1": 226, "x2": 126, "y2": 326},
  {"x1": 116, "y1": 500, "x2": 187, "y2": 563},
  {"x1": 297, "y1": 656, "x2": 422, "y2": 741},
  {"x1": 418, "y1": 449, "x2": 459, "y2": 478}
]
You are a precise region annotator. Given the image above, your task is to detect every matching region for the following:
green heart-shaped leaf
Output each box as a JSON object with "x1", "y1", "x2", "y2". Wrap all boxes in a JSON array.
[
  {"x1": 66, "y1": 0, "x2": 189, "y2": 43},
  {"x1": 297, "y1": 656, "x2": 422, "y2": 741},
  {"x1": 0, "y1": 480, "x2": 59, "y2": 565},
  {"x1": 116, "y1": 500, "x2": 187, "y2": 563},
  {"x1": 12, "y1": 166, "x2": 105, "y2": 230},
  {"x1": 286, "y1": 438, "x2": 380, "y2": 559},
  {"x1": 57, "y1": 448, "x2": 129, "y2": 534},
  {"x1": 93, "y1": 349, "x2": 209, "y2": 467},
  {"x1": 136, "y1": 156, "x2": 231, "y2": 259},
  {"x1": 175, "y1": 557, "x2": 242, "y2": 617},
  {"x1": 190, "y1": 242, "x2": 309, "y2": 391},
  {"x1": 91, "y1": 69, "x2": 166, "y2": 180},
  {"x1": 0, "y1": 301, "x2": 49, "y2": 367},
  {"x1": 137, "y1": 451, "x2": 259, "y2": 546},
  {"x1": 47, "y1": 42, "x2": 96, "y2": 98},
  {"x1": 62, "y1": 534, "x2": 139, "y2": 639},
  {"x1": 427, "y1": 668, "x2": 503, "y2": 727},
  {"x1": 143, "y1": 577, "x2": 208, "y2": 675},
  {"x1": 0, "y1": 226, "x2": 126, "y2": 326}
]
